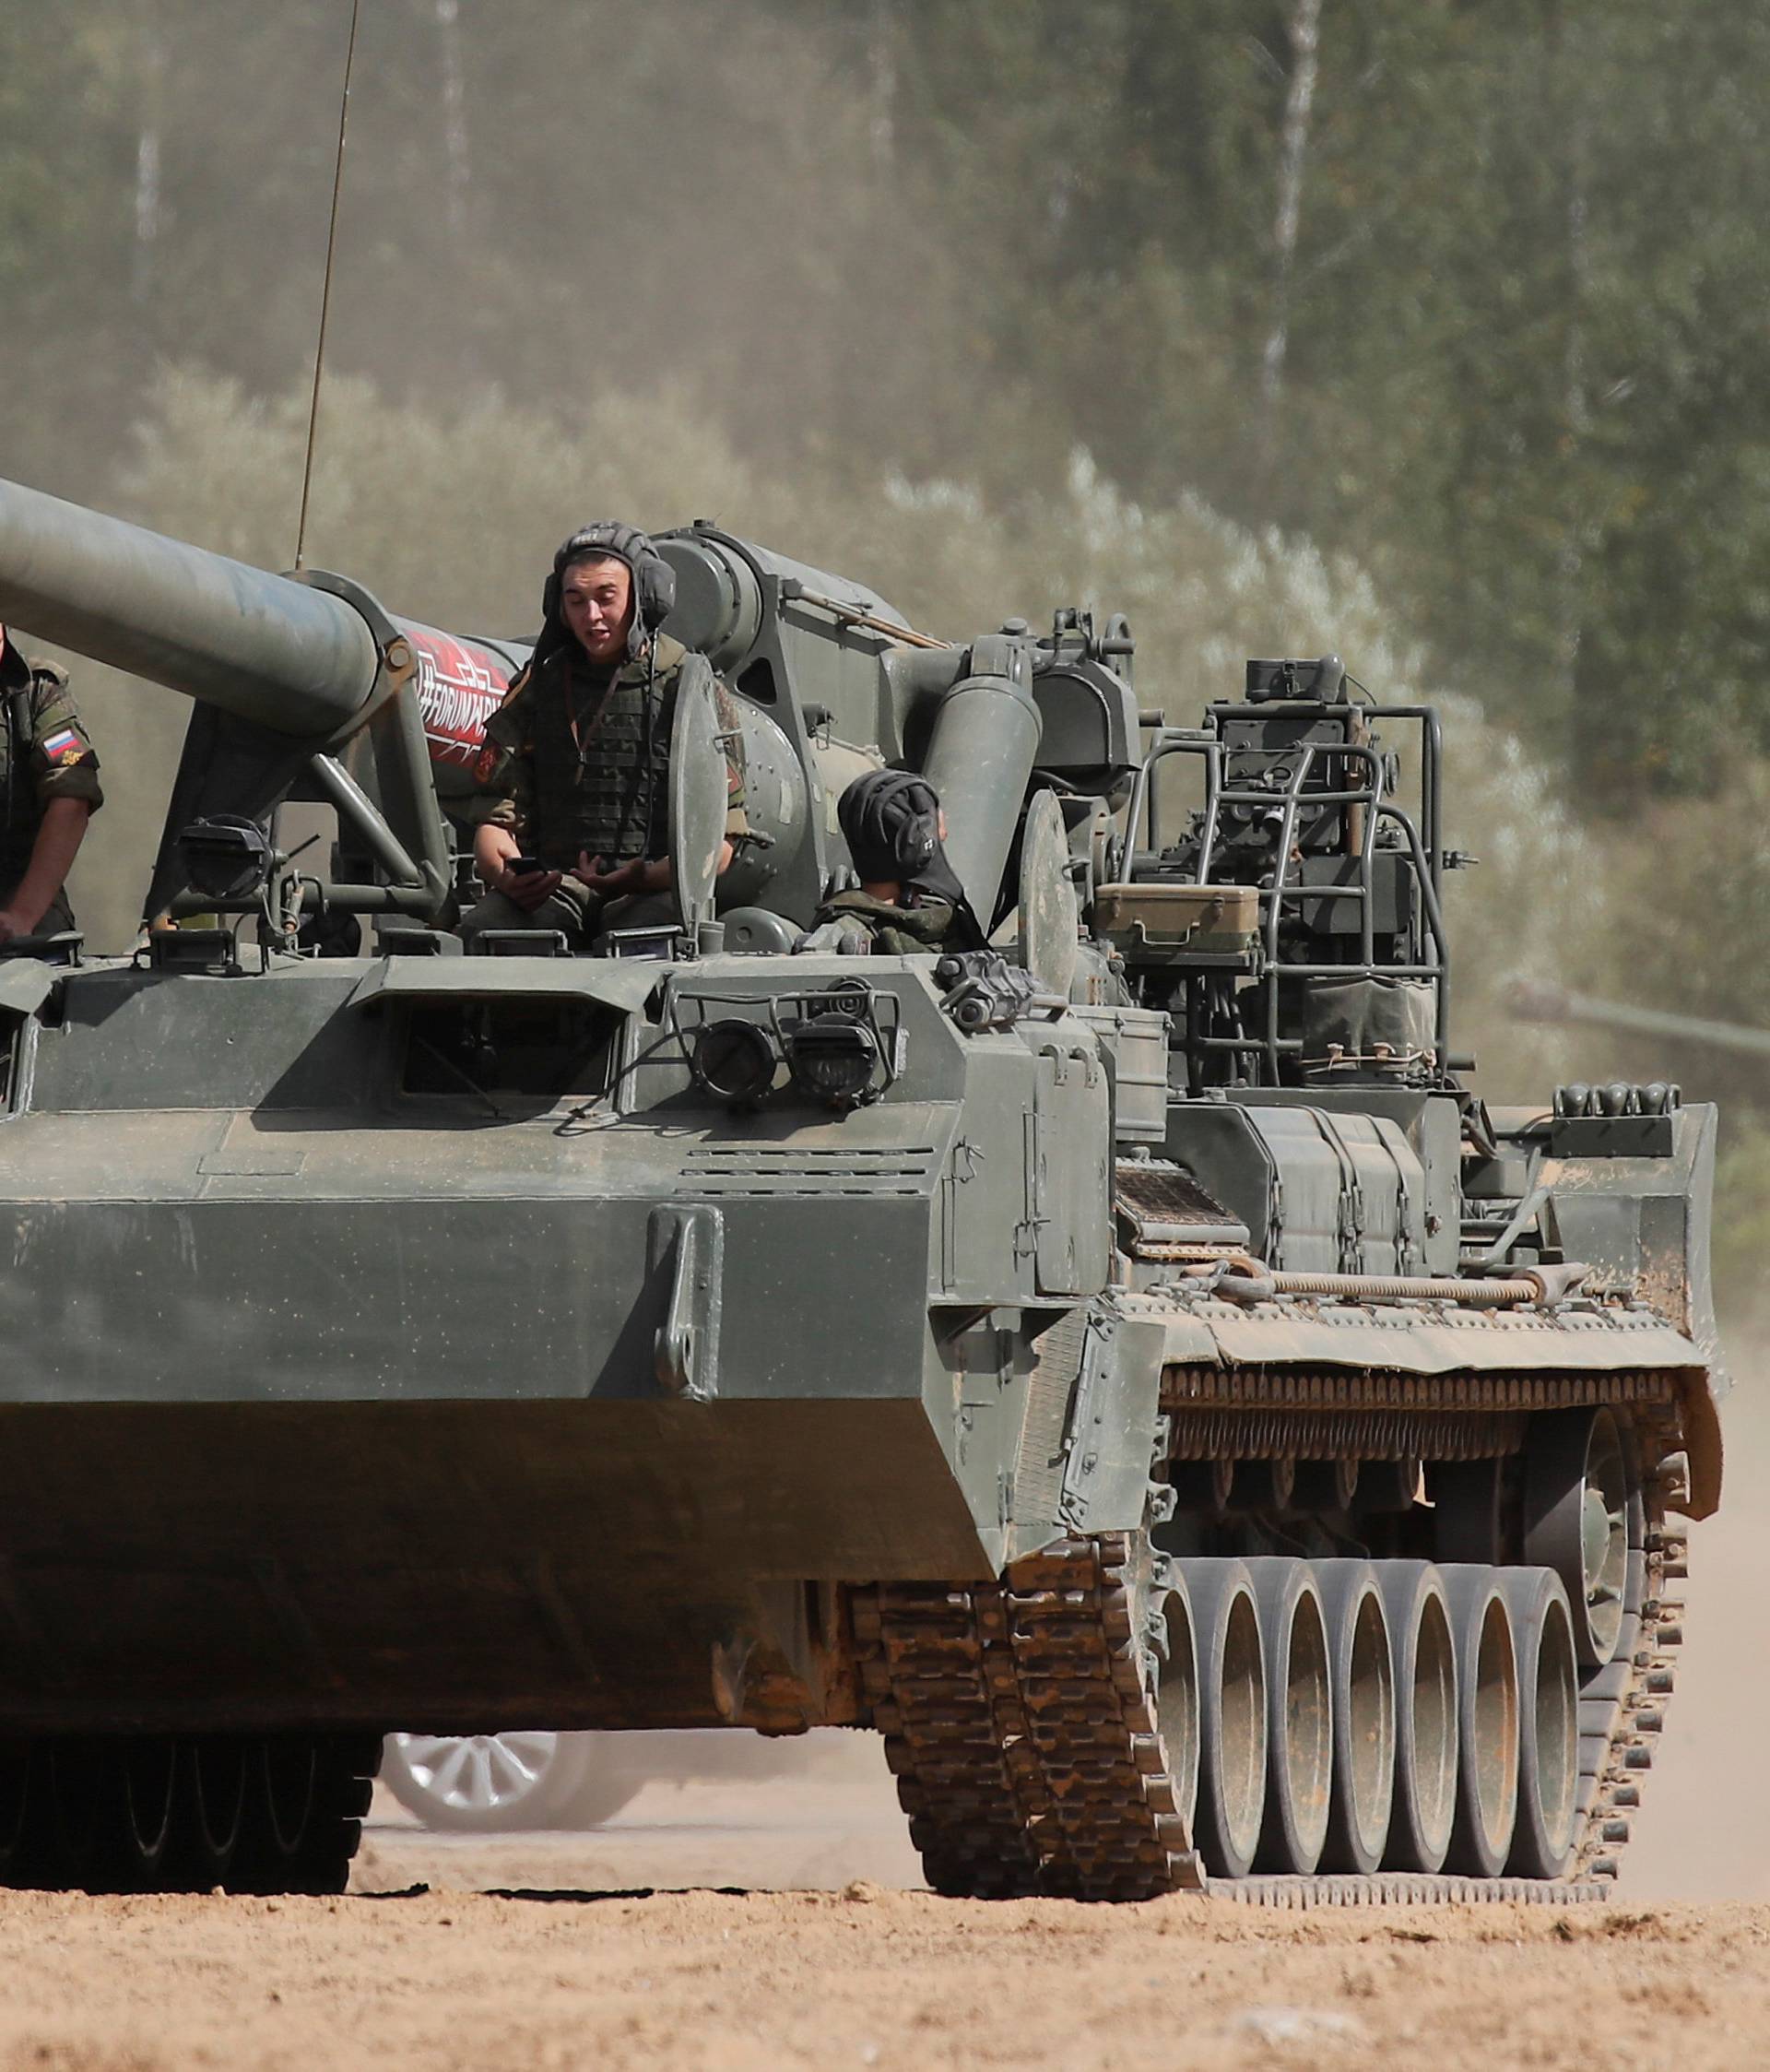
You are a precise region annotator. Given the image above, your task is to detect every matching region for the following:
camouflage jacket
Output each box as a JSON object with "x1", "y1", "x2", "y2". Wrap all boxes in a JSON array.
[
  {"x1": 1, "y1": 647, "x2": 102, "y2": 923},
  {"x1": 810, "y1": 888, "x2": 967, "y2": 956},
  {"x1": 476, "y1": 633, "x2": 747, "y2": 868}
]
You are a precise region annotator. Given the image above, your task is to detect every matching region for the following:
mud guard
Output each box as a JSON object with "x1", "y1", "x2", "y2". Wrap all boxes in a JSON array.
[{"x1": 1007, "y1": 1299, "x2": 1167, "y2": 1560}]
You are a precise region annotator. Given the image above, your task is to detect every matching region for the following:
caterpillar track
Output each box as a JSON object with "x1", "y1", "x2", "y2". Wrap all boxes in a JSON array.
[
  {"x1": 1576, "y1": 1482, "x2": 1683, "y2": 1883},
  {"x1": 854, "y1": 1393, "x2": 1689, "y2": 1904},
  {"x1": 855, "y1": 1533, "x2": 1202, "y2": 1901}
]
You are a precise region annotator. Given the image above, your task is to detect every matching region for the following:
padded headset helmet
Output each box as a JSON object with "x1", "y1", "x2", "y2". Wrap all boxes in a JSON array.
[
  {"x1": 541, "y1": 522, "x2": 677, "y2": 663},
  {"x1": 838, "y1": 769, "x2": 941, "y2": 882},
  {"x1": 835, "y1": 768, "x2": 987, "y2": 950}
]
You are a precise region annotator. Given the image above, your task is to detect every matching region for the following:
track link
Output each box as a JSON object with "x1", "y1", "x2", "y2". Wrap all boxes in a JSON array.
[
  {"x1": 1574, "y1": 1477, "x2": 1684, "y2": 1884},
  {"x1": 854, "y1": 1533, "x2": 1203, "y2": 1901},
  {"x1": 1226, "y1": 1875, "x2": 1608, "y2": 1907}
]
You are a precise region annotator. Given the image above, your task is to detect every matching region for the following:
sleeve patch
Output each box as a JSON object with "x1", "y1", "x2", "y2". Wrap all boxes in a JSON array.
[{"x1": 42, "y1": 726, "x2": 86, "y2": 765}]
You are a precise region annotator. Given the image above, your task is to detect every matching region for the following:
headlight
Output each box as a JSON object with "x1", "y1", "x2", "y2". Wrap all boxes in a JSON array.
[
  {"x1": 690, "y1": 1018, "x2": 778, "y2": 1105},
  {"x1": 785, "y1": 1012, "x2": 881, "y2": 1108}
]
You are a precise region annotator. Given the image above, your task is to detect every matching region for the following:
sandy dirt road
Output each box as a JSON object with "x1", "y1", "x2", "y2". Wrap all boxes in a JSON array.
[
  {"x1": 0, "y1": 1378, "x2": 1756, "y2": 2067},
  {"x1": 0, "y1": 1438, "x2": 1758, "y2": 2072},
  {"x1": 0, "y1": 1866, "x2": 1765, "y2": 2071},
  {"x1": 0, "y1": 1429, "x2": 1761, "y2": 2072},
  {"x1": 0, "y1": 1740, "x2": 1761, "y2": 2072}
]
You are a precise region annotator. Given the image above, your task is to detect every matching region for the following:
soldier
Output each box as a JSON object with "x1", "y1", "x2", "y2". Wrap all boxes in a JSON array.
[
  {"x1": 804, "y1": 768, "x2": 985, "y2": 955},
  {"x1": 462, "y1": 524, "x2": 747, "y2": 949},
  {"x1": 0, "y1": 624, "x2": 101, "y2": 946}
]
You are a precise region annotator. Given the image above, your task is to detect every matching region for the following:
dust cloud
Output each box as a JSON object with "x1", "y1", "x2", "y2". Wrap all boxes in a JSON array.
[{"x1": 1624, "y1": 1334, "x2": 1769, "y2": 1899}]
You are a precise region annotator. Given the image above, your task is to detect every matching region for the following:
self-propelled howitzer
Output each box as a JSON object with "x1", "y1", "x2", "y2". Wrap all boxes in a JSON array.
[{"x1": 0, "y1": 481, "x2": 1721, "y2": 1901}]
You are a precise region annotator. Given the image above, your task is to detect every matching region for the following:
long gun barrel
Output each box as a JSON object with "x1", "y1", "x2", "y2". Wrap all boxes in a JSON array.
[
  {"x1": 0, "y1": 475, "x2": 382, "y2": 736},
  {"x1": 1509, "y1": 981, "x2": 1770, "y2": 1061}
]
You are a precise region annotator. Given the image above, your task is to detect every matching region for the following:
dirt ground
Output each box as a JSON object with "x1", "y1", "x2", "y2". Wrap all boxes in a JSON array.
[
  {"x1": 1, "y1": 1865, "x2": 1766, "y2": 2071},
  {"x1": 0, "y1": 1652, "x2": 1761, "y2": 2072},
  {"x1": 0, "y1": 1380, "x2": 1756, "y2": 2067}
]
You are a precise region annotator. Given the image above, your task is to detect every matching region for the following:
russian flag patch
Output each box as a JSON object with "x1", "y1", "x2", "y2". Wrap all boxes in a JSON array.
[{"x1": 41, "y1": 725, "x2": 84, "y2": 765}]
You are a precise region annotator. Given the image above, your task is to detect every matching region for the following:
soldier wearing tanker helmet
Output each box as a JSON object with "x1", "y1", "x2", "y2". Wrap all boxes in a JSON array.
[
  {"x1": 462, "y1": 523, "x2": 748, "y2": 948},
  {"x1": 0, "y1": 624, "x2": 101, "y2": 945},
  {"x1": 801, "y1": 768, "x2": 985, "y2": 956}
]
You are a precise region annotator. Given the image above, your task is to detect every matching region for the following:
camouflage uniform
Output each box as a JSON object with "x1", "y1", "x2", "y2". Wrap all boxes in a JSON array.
[
  {"x1": 461, "y1": 633, "x2": 747, "y2": 948},
  {"x1": 808, "y1": 888, "x2": 968, "y2": 957},
  {"x1": 1, "y1": 646, "x2": 102, "y2": 936}
]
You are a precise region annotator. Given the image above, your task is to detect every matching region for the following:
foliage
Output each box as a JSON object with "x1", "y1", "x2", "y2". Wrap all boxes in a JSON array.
[{"x1": 9, "y1": 2, "x2": 1770, "y2": 811}]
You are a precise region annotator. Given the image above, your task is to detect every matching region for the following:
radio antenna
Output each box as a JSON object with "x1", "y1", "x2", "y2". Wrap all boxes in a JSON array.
[{"x1": 295, "y1": 0, "x2": 362, "y2": 571}]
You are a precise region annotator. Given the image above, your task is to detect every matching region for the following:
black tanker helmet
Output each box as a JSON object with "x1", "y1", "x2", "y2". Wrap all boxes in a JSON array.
[
  {"x1": 836, "y1": 768, "x2": 985, "y2": 948},
  {"x1": 537, "y1": 522, "x2": 677, "y2": 665}
]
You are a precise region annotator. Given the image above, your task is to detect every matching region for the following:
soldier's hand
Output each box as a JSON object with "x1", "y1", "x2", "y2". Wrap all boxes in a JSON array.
[
  {"x1": 580, "y1": 853, "x2": 644, "y2": 895},
  {"x1": 0, "y1": 907, "x2": 30, "y2": 945},
  {"x1": 502, "y1": 867, "x2": 562, "y2": 911}
]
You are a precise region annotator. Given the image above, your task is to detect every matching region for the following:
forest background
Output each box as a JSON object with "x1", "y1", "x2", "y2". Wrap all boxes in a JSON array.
[{"x1": 3, "y1": 0, "x2": 1767, "y2": 1314}]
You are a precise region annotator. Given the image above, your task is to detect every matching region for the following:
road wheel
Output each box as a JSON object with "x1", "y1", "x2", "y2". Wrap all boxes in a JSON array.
[{"x1": 1175, "y1": 1559, "x2": 1268, "y2": 1879}]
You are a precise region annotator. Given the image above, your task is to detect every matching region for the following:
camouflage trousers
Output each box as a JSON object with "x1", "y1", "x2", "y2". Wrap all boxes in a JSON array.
[{"x1": 456, "y1": 877, "x2": 674, "y2": 953}]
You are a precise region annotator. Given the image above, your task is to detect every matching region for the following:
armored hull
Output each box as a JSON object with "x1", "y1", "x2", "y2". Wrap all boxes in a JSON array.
[{"x1": 0, "y1": 941, "x2": 1714, "y2": 1896}]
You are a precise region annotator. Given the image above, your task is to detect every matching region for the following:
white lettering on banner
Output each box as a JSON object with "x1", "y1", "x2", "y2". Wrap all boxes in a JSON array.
[{"x1": 410, "y1": 633, "x2": 509, "y2": 764}]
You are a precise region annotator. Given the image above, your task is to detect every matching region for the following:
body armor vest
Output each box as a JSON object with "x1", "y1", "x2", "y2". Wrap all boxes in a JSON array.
[{"x1": 529, "y1": 657, "x2": 674, "y2": 867}]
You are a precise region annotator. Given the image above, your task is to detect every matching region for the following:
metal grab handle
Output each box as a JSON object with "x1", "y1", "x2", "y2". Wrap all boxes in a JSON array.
[{"x1": 648, "y1": 1204, "x2": 724, "y2": 1401}]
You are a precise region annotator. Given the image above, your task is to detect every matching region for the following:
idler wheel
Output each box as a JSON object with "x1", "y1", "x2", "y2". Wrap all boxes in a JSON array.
[
  {"x1": 1176, "y1": 1560, "x2": 1267, "y2": 1878},
  {"x1": 1242, "y1": 1559, "x2": 1332, "y2": 1874},
  {"x1": 1375, "y1": 1562, "x2": 1459, "y2": 1873},
  {"x1": 1499, "y1": 1568, "x2": 1579, "y2": 1879},
  {"x1": 1441, "y1": 1566, "x2": 1520, "y2": 1877},
  {"x1": 1523, "y1": 1408, "x2": 1641, "y2": 1670},
  {"x1": 1313, "y1": 1560, "x2": 1396, "y2": 1874}
]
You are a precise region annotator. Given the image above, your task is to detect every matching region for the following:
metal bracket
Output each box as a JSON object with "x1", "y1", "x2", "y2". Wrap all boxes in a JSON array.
[
  {"x1": 648, "y1": 1203, "x2": 724, "y2": 1402},
  {"x1": 1057, "y1": 1312, "x2": 1113, "y2": 1530}
]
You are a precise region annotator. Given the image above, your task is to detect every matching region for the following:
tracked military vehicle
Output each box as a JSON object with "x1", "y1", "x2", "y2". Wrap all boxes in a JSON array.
[{"x1": 0, "y1": 475, "x2": 1718, "y2": 1899}]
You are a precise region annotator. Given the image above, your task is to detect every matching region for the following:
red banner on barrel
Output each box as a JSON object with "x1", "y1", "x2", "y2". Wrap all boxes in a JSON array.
[{"x1": 406, "y1": 628, "x2": 513, "y2": 768}]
